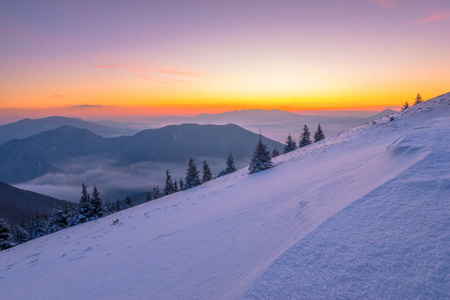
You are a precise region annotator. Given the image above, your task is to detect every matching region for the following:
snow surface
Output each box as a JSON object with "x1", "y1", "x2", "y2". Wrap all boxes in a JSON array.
[{"x1": 1, "y1": 93, "x2": 449, "y2": 299}]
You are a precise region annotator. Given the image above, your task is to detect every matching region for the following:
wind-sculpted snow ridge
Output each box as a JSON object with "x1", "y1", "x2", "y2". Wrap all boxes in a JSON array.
[
  {"x1": 0, "y1": 93, "x2": 449, "y2": 299},
  {"x1": 244, "y1": 117, "x2": 450, "y2": 299}
]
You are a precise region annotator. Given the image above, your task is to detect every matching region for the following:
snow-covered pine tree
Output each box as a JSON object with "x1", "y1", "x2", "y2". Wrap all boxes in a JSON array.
[
  {"x1": 47, "y1": 208, "x2": 71, "y2": 234},
  {"x1": 163, "y1": 170, "x2": 175, "y2": 195},
  {"x1": 185, "y1": 158, "x2": 202, "y2": 189},
  {"x1": 12, "y1": 224, "x2": 29, "y2": 245},
  {"x1": 248, "y1": 135, "x2": 273, "y2": 174},
  {"x1": 202, "y1": 160, "x2": 213, "y2": 183},
  {"x1": 401, "y1": 101, "x2": 409, "y2": 111},
  {"x1": 283, "y1": 134, "x2": 297, "y2": 153},
  {"x1": 272, "y1": 148, "x2": 280, "y2": 158},
  {"x1": 218, "y1": 152, "x2": 238, "y2": 177},
  {"x1": 64, "y1": 204, "x2": 78, "y2": 227},
  {"x1": 299, "y1": 125, "x2": 312, "y2": 147},
  {"x1": 90, "y1": 186, "x2": 104, "y2": 219},
  {"x1": 225, "y1": 152, "x2": 237, "y2": 173},
  {"x1": 24, "y1": 214, "x2": 47, "y2": 240},
  {"x1": 414, "y1": 93, "x2": 423, "y2": 105},
  {"x1": 125, "y1": 196, "x2": 133, "y2": 208},
  {"x1": 0, "y1": 218, "x2": 13, "y2": 250},
  {"x1": 313, "y1": 124, "x2": 325, "y2": 143},
  {"x1": 77, "y1": 183, "x2": 91, "y2": 223}
]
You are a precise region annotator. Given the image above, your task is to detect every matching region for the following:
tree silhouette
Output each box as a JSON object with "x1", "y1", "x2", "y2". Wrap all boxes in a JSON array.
[
  {"x1": 185, "y1": 158, "x2": 201, "y2": 189},
  {"x1": 283, "y1": 134, "x2": 297, "y2": 153},
  {"x1": 299, "y1": 125, "x2": 312, "y2": 147},
  {"x1": 202, "y1": 160, "x2": 213, "y2": 183},
  {"x1": 249, "y1": 135, "x2": 273, "y2": 174},
  {"x1": 414, "y1": 93, "x2": 423, "y2": 105},
  {"x1": 313, "y1": 124, "x2": 325, "y2": 143}
]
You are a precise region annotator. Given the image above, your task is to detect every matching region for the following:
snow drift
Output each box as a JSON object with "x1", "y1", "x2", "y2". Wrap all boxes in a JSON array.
[{"x1": 1, "y1": 93, "x2": 449, "y2": 299}]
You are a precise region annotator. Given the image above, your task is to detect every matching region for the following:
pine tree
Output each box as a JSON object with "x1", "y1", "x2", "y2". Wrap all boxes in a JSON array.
[
  {"x1": 225, "y1": 152, "x2": 237, "y2": 173},
  {"x1": 90, "y1": 185, "x2": 104, "y2": 219},
  {"x1": 153, "y1": 185, "x2": 161, "y2": 199},
  {"x1": 77, "y1": 183, "x2": 91, "y2": 223},
  {"x1": 24, "y1": 214, "x2": 47, "y2": 240},
  {"x1": 63, "y1": 204, "x2": 78, "y2": 227},
  {"x1": 125, "y1": 196, "x2": 133, "y2": 208},
  {"x1": 283, "y1": 134, "x2": 297, "y2": 153},
  {"x1": 12, "y1": 224, "x2": 29, "y2": 245},
  {"x1": 47, "y1": 208, "x2": 71, "y2": 234},
  {"x1": 202, "y1": 160, "x2": 213, "y2": 183},
  {"x1": 174, "y1": 181, "x2": 179, "y2": 192},
  {"x1": 0, "y1": 218, "x2": 13, "y2": 250},
  {"x1": 299, "y1": 125, "x2": 312, "y2": 147},
  {"x1": 414, "y1": 93, "x2": 423, "y2": 105},
  {"x1": 218, "y1": 152, "x2": 237, "y2": 177},
  {"x1": 401, "y1": 101, "x2": 409, "y2": 111},
  {"x1": 146, "y1": 193, "x2": 152, "y2": 202},
  {"x1": 313, "y1": 124, "x2": 325, "y2": 143},
  {"x1": 185, "y1": 158, "x2": 201, "y2": 189},
  {"x1": 104, "y1": 202, "x2": 115, "y2": 215},
  {"x1": 179, "y1": 179, "x2": 184, "y2": 191},
  {"x1": 248, "y1": 135, "x2": 273, "y2": 174},
  {"x1": 163, "y1": 170, "x2": 175, "y2": 195},
  {"x1": 115, "y1": 199, "x2": 121, "y2": 211},
  {"x1": 272, "y1": 148, "x2": 280, "y2": 158}
]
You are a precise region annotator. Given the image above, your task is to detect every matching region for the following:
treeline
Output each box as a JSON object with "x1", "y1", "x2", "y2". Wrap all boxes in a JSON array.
[
  {"x1": 136, "y1": 152, "x2": 238, "y2": 203},
  {"x1": 0, "y1": 184, "x2": 120, "y2": 250},
  {"x1": 1, "y1": 125, "x2": 326, "y2": 251},
  {"x1": 280, "y1": 124, "x2": 325, "y2": 155}
]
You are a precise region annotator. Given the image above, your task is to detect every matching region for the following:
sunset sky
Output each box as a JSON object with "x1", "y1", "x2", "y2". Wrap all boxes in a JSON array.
[{"x1": 1, "y1": 0, "x2": 449, "y2": 120}]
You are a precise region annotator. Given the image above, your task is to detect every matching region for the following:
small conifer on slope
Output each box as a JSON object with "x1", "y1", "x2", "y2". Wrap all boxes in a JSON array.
[
  {"x1": 77, "y1": 183, "x2": 91, "y2": 223},
  {"x1": 414, "y1": 93, "x2": 423, "y2": 105},
  {"x1": 163, "y1": 170, "x2": 175, "y2": 195},
  {"x1": 179, "y1": 179, "x2": 184, "y2": 191},
  {"x1": 12, "y1": 225, "x2": 29, "y2": 245},
  {"x1": 125, "y1": 196, "x2": 133, "y2": 208},
  {"x1": 218, "y1": 152, "x2": 237, "y2": 177},
  {"x1": 153, "y1": 185, "x2": 162, "y2": 199},
  {"x1": 47, "y1": 205, "x2": 75, "y2": 234},
  {"x1": 185, "y1": 158, "x2": 202, "y2": 189},
  {"x1": 299, "y1": 125, "x2": 312, "y2": 147},
  {"x1": 283, "y1": 134, "x2": 297, "y2": 153},
  {"x1": 0, "y1": 218, "x2": 13, "y2": 250},
  {"x1": 401, "y1": 101, "x2": 409, "y2": 111},
  {"x1": 314, "y1": 124, "x2": 325, "y2": 143},
  {"x1": 202, "y1": 160, "x2": 213, "y2": 183},
  {"x1": 272, "y1": 148, "x2": 280, "y2": 157},
  {"x1": 249, "y1": 135, "x2": 273, "y2": 174},
  {"x1": 91, "y1": 186, "x2": 104, "y2": 219}
]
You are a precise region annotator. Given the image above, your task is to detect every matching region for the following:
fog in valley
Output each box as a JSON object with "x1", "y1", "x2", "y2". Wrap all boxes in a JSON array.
[{"x1": 16, "y1": 156, "x2": 247, "y2": 203}]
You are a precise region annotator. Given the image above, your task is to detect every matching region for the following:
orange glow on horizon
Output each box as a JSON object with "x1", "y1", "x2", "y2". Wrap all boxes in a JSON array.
[{"x1": 1, "y1": 0, "x2": 449, "y2": 122}]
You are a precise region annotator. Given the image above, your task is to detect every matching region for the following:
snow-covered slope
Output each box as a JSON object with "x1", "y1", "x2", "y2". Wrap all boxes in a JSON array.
[{"x1": 1, "y1": 93, "x2": 449, "y2": 299}]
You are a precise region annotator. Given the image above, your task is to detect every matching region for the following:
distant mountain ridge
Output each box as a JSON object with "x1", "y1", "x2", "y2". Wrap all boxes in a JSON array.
[
  {"x1": 143, "y1": 108, "x2": 397, "y2": 142},
  {"x1": 0, "y1": 181, "x2": 70, "y2": 225},
  {"x1": 194, "y1": 108, "x2": 396, "y2": 123},
  {"x1": 0, "y1": 123, "x2": 282, "y2": 183},
  {"x1": 0, "y1": 109, "x2": 397, "y2": 146},
  {"x1": 0, "y1": 116, "x2": 136, "y2": 146}
]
